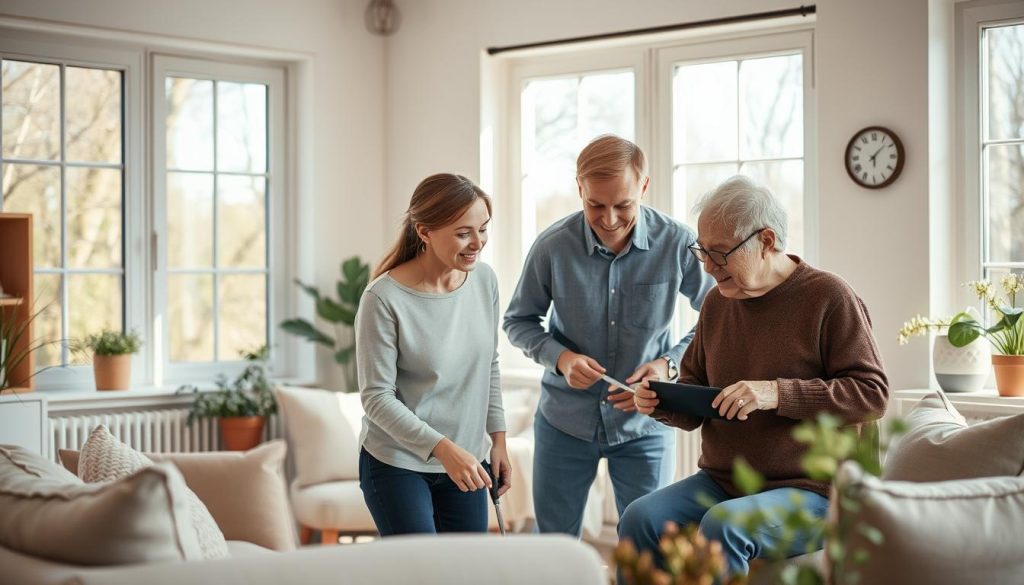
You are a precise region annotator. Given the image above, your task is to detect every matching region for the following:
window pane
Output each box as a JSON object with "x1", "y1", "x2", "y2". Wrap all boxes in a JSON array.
[
  {"x1": 217, "y1": 82, "x2": 267, "y2": 173},
  {"x1": 577, "y1": 72, "x2": 634, "y2": 143},
  {"x1": 67, "y1": 274, "x2": 122, "y2": 365},
  {"x1": 1, "y1": 163, "x2": 61, "y2": 267},
  {"x1": 67, "y1": 167, "x2": 122, "y2": 269},
  {"x1": 674, "y1": 61, "x2": 737, "y2": 163},
  {"x1": 521, "y1": 71, "x2": 633, "y2": 250},
  {"x1": 2, "y1": 60, "x2": 60, "y2": 161},
  {"x1": 169, "y1": 274, "x2": 213, "y2": 362},
  {"x1": 672, "y1": 163, "x2": 738, "y2": 224},
  {"x1": 739, "y1": 160, "x2": 805, "y2": 255},
  {"x1": 32, "y1": 274, "x2": 62, "y2": 368},
  {"x1": 985, "y1": 23, "x2": 1024, "y2": 141},
  {"x1": 986, "y1": 144, "x2": 1024, "y2": 263},
  {"x1": 66, "y1": 67, "x2": 122, "y2": 163},
  {"x1": 166, "y1": 77, "x2": 213, "y2": 171},
  {"x1": 740, "y1": 55, "x2": 803, "y2": 159},
  {"x1": 217, "y1": 175, "x2": 265, "y2": 268},
  {"x1": 218, "y1": 274, "x2": 266, "y2": 361},
  {"x1": 167, "y1": 171, "x2": 214, "y2": 269}
]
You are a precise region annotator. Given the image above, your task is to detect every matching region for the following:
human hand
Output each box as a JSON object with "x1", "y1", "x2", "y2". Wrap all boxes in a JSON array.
[
  {"x1": 489, "y1": 436, "x2": 512, "y2": 497},
  {"x1": 711, "y1": 380, "x2": 779, "y2": 420},
  {"x1": 433, "y1": 438, "x2": 490, "y2": 492},
  {"x1": 633, "y1": 384, "x2": 660, "y2": 416},
  {"x1": 557, "y1": 350, "x2": 606, "y2": 389},
  {"x1": 609, "y1": 359, "x2": 667, "y2": 412}
]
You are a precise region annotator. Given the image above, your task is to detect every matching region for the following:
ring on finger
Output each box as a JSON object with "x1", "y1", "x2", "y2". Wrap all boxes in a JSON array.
[{"x1": 737, "y1": 399, "x2": 745, "y2": 406}]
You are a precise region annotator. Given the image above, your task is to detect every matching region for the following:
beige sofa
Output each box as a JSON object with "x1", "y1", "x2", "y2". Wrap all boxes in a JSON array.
[{"x1": 0, "y1": 439, "x2": 607, "y2": 585}]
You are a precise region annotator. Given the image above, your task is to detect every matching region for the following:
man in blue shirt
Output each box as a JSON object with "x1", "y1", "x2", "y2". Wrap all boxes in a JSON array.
[{"x1": 503, "y1": 134, "x2": 714, "y2": 536}]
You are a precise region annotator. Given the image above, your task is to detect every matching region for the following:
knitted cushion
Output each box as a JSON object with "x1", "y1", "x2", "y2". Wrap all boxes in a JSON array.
[{"x1": 79, "y1": 425, "x2": 229, "y2": 559}]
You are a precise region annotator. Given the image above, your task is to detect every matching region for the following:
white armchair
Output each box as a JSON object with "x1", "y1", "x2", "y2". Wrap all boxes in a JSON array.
[{"x1": 273, "y1": 387, "x2": 375, "y2": 544}]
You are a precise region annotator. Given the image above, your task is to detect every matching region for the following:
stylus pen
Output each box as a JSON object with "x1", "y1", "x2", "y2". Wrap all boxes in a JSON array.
[{"x1": 601, "y1": 374, "x2": 636, "y2": 395}]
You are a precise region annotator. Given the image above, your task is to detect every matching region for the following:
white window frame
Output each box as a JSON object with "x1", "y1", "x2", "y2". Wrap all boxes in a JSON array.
[
  {"x1": 957, "y1": 0, "x2": 1024, "y2": 310},
  {"x1": 0, "y1": 18, "x2": 313, "y2": 394},
  {"x1": 152, "y1": 56, "x2": 287, "y2": 386},
  {"x1": 0, "y1": 29, "x2": 145, "y2": 391},
  {"x1": 488, "y1": 22, "x2": 816, "y2": 374}
]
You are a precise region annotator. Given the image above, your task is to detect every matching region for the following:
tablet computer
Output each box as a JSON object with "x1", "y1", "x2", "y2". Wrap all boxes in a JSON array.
[{"x1": 648, "y1": 381, "x2": 724, "y2": 419}]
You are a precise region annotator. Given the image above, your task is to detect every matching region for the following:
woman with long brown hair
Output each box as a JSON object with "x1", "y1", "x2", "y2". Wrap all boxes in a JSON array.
[{"x1": 356, "y1": 173, "x2": 510, "y2": 535}]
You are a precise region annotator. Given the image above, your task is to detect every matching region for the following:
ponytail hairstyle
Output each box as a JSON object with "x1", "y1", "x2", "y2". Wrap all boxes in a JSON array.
[{"x1": 374, "y1": 173, "x2": 492, "y2": 278}]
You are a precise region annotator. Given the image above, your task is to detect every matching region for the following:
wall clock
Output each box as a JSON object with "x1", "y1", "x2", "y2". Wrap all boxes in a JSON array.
[{"x1": 844, "y1": 126, "x2": 904, "y2": 189}]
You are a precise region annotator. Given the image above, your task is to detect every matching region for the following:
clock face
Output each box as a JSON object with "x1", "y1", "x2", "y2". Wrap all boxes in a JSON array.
[{"x1": 845, "y1": 126, "x2": 904, "y2": 189}]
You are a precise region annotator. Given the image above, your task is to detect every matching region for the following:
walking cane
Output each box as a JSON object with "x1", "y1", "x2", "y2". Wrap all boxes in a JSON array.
[{"x1": 490, "y1": 473, "x2": 507, "y2": 535}]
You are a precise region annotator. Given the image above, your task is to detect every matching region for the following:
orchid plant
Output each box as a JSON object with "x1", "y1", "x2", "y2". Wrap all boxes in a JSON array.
[{"x1": 947, "y1": 274, "x2": 1024, "y2": 355}]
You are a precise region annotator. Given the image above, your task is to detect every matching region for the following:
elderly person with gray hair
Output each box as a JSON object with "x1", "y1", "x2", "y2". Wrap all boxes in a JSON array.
[{"x1": 616, "y1": 175, "x2": 888, "y2": 576}]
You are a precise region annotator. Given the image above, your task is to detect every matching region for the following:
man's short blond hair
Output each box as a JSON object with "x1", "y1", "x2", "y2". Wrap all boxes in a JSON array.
[{"x1": 576, "y1": 134, "x2": 647, "y2": 182}]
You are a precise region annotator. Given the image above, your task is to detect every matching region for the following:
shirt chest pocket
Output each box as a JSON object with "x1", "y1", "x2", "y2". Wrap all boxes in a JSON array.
[{"x1": 630, "y1": 282, "x2": 672, "y2": 330}]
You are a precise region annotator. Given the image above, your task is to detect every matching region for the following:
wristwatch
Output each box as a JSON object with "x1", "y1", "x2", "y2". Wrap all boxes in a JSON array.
[{"x1": 660, "y1": 355, "x2": 679, "y2": 381}]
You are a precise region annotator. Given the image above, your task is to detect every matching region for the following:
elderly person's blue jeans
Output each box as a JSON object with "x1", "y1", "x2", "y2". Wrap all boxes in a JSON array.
[
  {"x1": 359, "y1": 448, "x2": 490, "y2": 535},
  {"x1": 618, "y1": 470, "x2": 829, "y2": 576}
]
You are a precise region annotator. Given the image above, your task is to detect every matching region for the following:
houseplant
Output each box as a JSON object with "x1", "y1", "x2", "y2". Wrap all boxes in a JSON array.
[
  {"x1": 1, "y1": 302, "x2": 48, "y2": 393},
  {"x1": 178, "y1": 346, "x2": 278, "y2": 451},
  {"x1": 898, "y1": 310, "x2": 991, "y2": 392},
  {"x1": 280, "y1": 256, "x2": 369, "y2": 392},
  {"x1": 78, "y1": 329, "x2": 142, "y2": 391},
  {"x1": 945, "y1": 274, "x2": 1024, "y2": 396}
]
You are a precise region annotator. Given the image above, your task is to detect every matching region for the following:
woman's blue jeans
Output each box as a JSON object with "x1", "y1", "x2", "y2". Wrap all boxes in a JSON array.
[
  {"x1": 618, "y1": 470, "x2": 828, "y2": 576},
  {"x1": 359, "y1": 448, "x2": 490, "y2": 536}
]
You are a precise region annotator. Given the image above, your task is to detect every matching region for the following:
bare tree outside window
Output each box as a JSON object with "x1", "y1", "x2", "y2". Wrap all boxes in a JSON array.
[{"x1": 1, "y1": 59, "x2": 123, "y2": 368}]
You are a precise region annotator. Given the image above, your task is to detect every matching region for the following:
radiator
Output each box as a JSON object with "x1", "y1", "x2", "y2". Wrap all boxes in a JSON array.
[{"x1": 49, "y1": 409, "x2": 284, "y2": 462}]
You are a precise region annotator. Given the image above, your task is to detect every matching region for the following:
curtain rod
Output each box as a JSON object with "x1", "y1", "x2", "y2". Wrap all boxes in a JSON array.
[{"x1": 486, "y1": 5, "x2": 816, "y2": 56}]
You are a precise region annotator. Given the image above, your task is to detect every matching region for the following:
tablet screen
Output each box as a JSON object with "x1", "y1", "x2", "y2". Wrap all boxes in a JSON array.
[{"x1": 648, "y1": 381, "x2": 724, "y2": 419}]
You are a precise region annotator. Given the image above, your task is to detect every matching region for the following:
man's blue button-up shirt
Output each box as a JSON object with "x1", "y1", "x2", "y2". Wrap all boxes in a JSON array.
[{"x1": 503, "y1": 206, "x2": 715, "y2": 445}]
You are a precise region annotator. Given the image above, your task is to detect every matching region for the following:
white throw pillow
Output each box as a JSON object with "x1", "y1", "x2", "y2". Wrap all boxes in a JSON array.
[
  {"x1": 883, "y1": 391, "x2": 1024, "y2": 481},
  {"x1": 0, "y1": 444, "x2": 202, "y2": 565},
  {"x1": 835, "y1": 461, "x2": 1024, "y2": 585},
  {"x1": 79, "y1": 425, "x2": 229, "y2": 560},
  {"x1": 274, "y1": 386, "x2": 361, "y2": 487}
]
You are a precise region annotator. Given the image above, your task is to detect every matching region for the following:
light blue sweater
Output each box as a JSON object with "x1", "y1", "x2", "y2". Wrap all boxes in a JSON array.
[{"x1": 356, "y1": 262, "x2": 505, "y2": 473}]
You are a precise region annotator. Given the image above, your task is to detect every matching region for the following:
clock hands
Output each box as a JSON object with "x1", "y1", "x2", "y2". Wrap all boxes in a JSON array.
[{"x1": 868, "y1": 139, "x2": 886, "y2": 168}]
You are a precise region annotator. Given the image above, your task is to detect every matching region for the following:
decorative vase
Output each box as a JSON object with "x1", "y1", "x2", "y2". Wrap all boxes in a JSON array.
[
  {"x1": 991, "y1": 355, "x2": 1024, "y2": 397},
  {"x1": 93, "y1": 354, "x2": 131, "y2": 391},
  {"x1": 932, "y1": 335, "x2": 990, "y2": 393},
  {"x1": 218, "y1": 416, "x2": 265, "y2": 451}
]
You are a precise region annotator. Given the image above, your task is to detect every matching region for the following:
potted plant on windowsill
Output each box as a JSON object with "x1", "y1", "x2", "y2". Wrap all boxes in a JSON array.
[
  {"x1": 178, "y1": 346, "x2": 278, "y2": 451},
  {"x1": 898, "y1": 310, "x2": 991, "y2": 393},
  {"x1": 78, "y1": 330, "x2": 142, "y2": 391},
  {"x1": 946, "y1": 274, "x2": 1024, "y2": 396}
]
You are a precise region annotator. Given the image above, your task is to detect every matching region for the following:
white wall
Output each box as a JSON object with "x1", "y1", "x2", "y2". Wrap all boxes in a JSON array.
[
  {"x1": 385, "y1": 0, "x2": 944, "y2": 391},
  {"x1": 0, "y1": 0, "x2": 387, "y2": 390}
]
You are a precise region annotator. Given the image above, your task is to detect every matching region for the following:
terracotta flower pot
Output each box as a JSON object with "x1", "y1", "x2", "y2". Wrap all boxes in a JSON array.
[
  {"x1": 218, "y1": 416, "x2": 265, "y2": 451},
  {"x1": 991, "y1": 355, "x2": 1024, "y2": 397},
  {"x1": 93, "y1": 354, "x2": 131, "y2": 391}
]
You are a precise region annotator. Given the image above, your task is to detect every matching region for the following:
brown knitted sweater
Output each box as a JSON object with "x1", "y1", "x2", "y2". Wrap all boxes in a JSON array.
[{"x1": 656, "y1": 257, "x2": 889, "y2": 498}]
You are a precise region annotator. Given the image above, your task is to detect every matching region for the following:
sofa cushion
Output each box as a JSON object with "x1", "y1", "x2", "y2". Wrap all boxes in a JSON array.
[
  {"x1": 59, "y1": 440, "x2": 295, "y2": 551},
  {"x1": 289, "y1": 480, "x2": 376, "y2": 531},
  {"x1": 883, "y1": 391, "x2": 1024, "y2": 481},
  {"x1": 0, "y1": 444, "x2": 202, "y2": 565},
  {"x1": 79, "y1": 425, "x2": 229, "y2": 559},
  {"x1": 835, "y1": 461, "x2": 1024, "y2": 585},
  {"x1": 274, "y1": 386, "x2": 361, "y2": 487}
]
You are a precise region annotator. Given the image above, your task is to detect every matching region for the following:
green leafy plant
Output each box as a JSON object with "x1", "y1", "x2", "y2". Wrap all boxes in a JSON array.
[
  {"x1": 177, "y1": 346, "x2": 278, "y2": 425},
  {"x1": 615, "y1": 415, "x2": 906, "y2": 585},
  {"x1": 77, "y1": 329, "x2": 142, "y2": 356},
  {"x1": 1, "y1": 301, "x2": 65, "y2": 392},
  {"x1": 947, "y1": 274, "x2": 1024, "y2": 355},
  {"x1": 280, "y1": 256, "x2": 370, "y2": 391}
]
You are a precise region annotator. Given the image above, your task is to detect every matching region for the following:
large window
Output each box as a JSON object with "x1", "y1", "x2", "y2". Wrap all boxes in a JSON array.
[
  {"x1": 978, "y1": 18, "x2": 1024, "y2": 285},
  {"x1": 493, "y1": 27, "x2": 815, "y2": 369},
  {"x1": 0, "y1": 29, "x2": 294, "y2": 391},
  {"x1": 1, "y1": 56, "x2": 126, "y2": 370}
]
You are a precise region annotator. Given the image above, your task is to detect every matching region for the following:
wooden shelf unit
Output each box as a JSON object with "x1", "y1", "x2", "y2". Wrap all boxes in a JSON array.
[{"x1": 0, "y1": 213, "x2": 34, "y2": 393}]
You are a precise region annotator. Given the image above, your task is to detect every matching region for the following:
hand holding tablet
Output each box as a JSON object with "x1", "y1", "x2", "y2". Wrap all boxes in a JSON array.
[{"x1": 647, "y1": 381, "x2": 725, "y2": 419}]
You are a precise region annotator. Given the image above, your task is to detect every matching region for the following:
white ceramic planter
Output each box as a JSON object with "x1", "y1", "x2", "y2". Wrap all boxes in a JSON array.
[{"x1": 932, "y1": 334, "x2": 991, "y2": 392}]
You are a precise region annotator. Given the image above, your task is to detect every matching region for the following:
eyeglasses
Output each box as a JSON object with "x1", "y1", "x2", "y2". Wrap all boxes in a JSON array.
[{"x1": 688, "y1": 228, "x2": 766, "y2": 267}]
